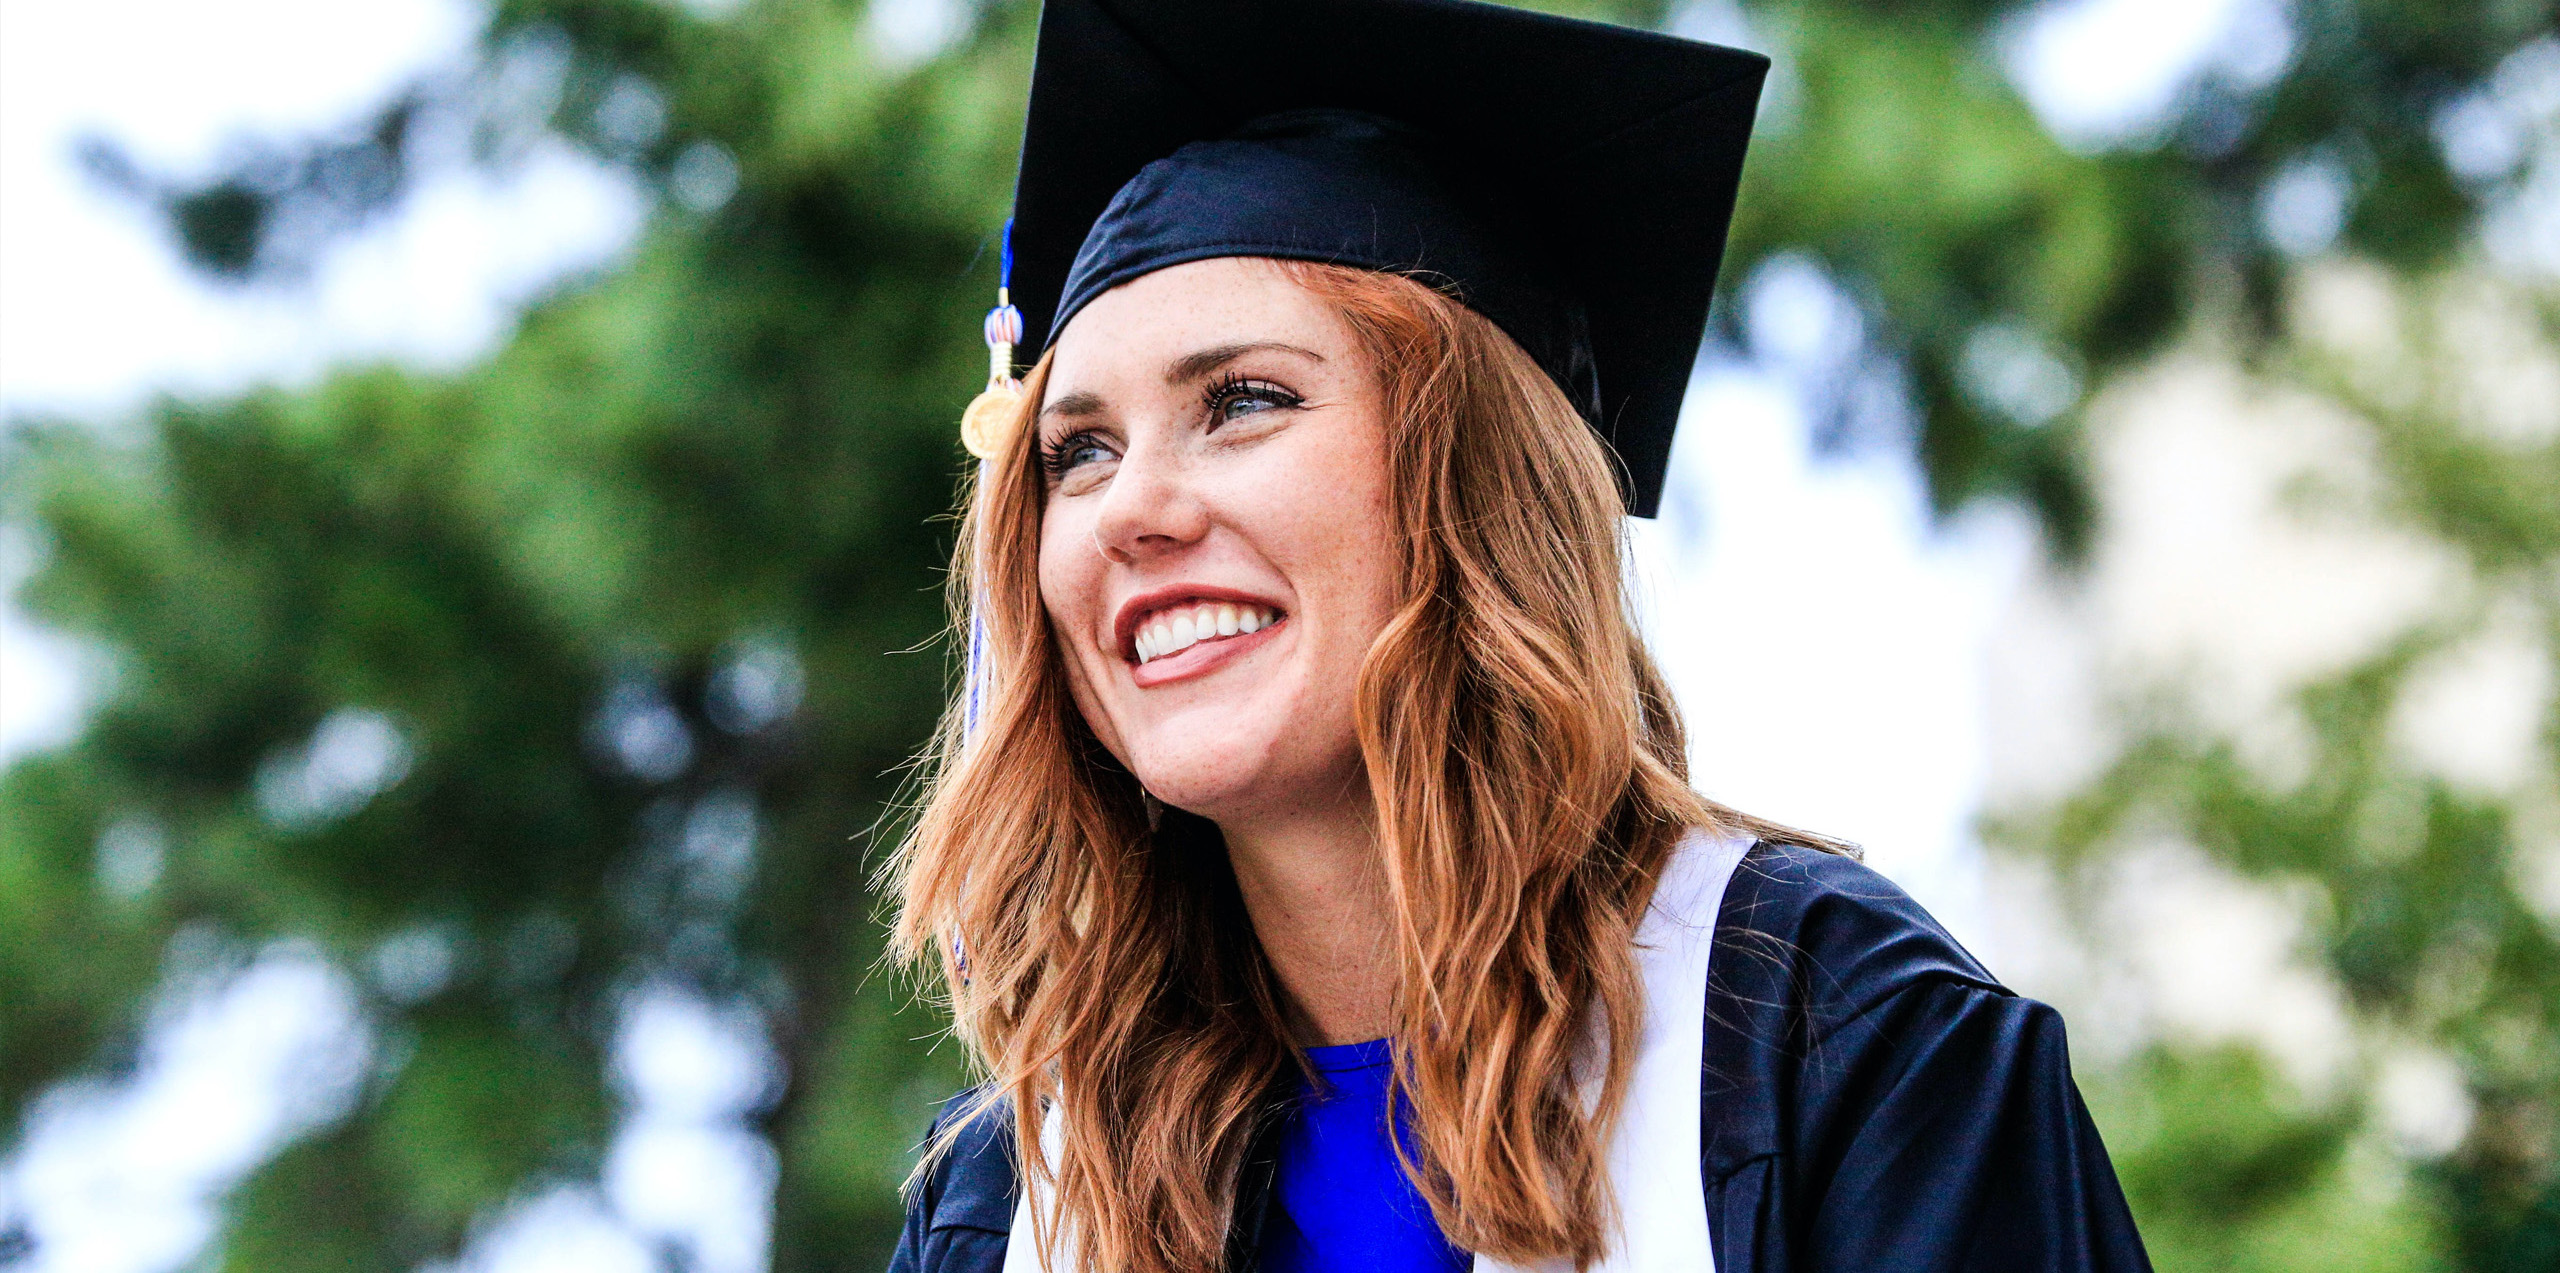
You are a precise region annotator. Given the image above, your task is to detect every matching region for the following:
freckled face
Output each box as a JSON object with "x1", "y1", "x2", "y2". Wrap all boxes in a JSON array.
[{"x1": 1036, "y1": 258, "x2": 1401, "y2": 824}]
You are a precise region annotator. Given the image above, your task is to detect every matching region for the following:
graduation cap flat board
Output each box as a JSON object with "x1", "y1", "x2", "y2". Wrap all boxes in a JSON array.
[{"x1": 993, "y1": 0, "x2": 1767, "y2": 517}]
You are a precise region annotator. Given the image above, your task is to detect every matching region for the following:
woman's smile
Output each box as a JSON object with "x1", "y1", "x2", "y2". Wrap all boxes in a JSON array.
[{"x1": 1116, "y1": 588, "x2": 1290, "y2": 686}]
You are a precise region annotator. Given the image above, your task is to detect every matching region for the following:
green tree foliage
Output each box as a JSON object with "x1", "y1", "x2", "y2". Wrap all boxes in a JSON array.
[
  {"x1": 3, "y1": 1, "x2": 2553, "y2": 1269},
  {"x1": 2015, "y1": 262, "x2": 2560, "y2": 1272}
]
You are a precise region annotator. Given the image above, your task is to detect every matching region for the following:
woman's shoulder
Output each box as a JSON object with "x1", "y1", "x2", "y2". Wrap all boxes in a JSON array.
[
  {"x1": 1700, "y1": 841, "x2": 2150, "y2": 1270},
  {"x1": 1701, "y1": 838, "x2": 2024, "y2": 1166},
  {"x1": 1702, "y1": 838, "x2": 2066, "y2": 1173},
  {"x1": 1712, "y1": 837, "x2": 2007, "y2": 1017}
]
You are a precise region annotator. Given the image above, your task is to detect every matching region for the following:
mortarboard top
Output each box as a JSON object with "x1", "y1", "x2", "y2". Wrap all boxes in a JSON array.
[{"x1": 997, "y1": 0, "x2": 1767, "y2": 518}]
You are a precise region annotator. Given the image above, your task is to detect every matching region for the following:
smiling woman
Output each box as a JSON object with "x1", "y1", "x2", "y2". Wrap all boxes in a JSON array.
[
  {"x1": 907, "y1": 249, "x2": 1740, "y2": 1273},
  {"x1": 884, "y1": 3, "x2": 2151, "y2": 1273},
  {"x1": 1037, "y1": 262, "x2": 1401, "y2": 811}
]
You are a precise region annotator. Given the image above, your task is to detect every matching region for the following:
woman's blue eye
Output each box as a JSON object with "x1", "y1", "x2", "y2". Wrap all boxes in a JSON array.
[
  {"x1": 1205, "y1": 377, "x2": 1300, "y2": 422},
  {"x1": 1041, "y1": 433, "x2": 1116, "y2": 475}
]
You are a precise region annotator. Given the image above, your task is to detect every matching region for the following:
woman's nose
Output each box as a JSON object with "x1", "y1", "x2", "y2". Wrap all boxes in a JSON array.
[{"x1": 1089, "y1": 440, "x2": 1210, "y2": 564}]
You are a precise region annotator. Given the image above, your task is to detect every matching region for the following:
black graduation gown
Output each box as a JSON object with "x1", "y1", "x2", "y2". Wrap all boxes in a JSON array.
[{"x1": 887, "y1": 841, "x2": 2153, "y2": 1272}]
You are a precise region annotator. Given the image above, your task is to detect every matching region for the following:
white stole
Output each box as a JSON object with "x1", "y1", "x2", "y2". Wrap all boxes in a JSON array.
[{"x1": 1005, "y1": 828, "x2": 1751, "y2": 1273}]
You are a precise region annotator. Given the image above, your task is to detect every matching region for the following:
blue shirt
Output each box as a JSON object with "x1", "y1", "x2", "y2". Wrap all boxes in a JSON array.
[{"x1": 1258, "y1": 1038, "x2": 1473, "y2": 1273}]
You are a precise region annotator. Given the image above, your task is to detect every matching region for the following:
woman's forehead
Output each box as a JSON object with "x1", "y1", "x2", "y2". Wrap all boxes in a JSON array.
[{"x1": 1049, "y1": 259, "x2": 1351, "y2": 376}]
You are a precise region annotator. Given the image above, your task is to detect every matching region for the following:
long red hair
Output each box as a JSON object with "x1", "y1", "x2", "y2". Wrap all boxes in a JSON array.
[{"x1": 893, "y1": 261, "x2": 1812, "y2": 1272}]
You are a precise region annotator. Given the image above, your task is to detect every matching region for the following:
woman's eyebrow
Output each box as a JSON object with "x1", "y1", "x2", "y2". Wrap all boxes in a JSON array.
[
  {"x1": 1164, "y1": 341, "x2": 1326, "y2": 385},
  {"x1": 1040, "y1": 389, "x2": 1108, "y2": 423}
]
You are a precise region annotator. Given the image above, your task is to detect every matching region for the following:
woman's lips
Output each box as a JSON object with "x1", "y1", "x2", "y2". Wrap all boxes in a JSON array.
[
  {"x1": 1127, "y1": 615, "x2": 1286, "y2": 687},
  {"x1": 1113, "y1": 586, "x2": 1286, "y2": 658},
  {"x1": 1129, "y1": 599, "x2": 1282, "y2": 663}
]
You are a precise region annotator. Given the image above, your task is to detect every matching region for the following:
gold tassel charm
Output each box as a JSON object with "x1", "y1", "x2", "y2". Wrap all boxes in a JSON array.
[
  {"x1": 963, "y1": 285, "x2": 1027, "y2": 460},
  {"x1": 960, "y1": 379, "x2": 1024, "y2": 460}
]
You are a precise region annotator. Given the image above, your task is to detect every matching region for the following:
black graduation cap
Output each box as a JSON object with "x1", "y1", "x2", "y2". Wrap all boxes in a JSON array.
[{"x1": 996, "y1": 0, "x2": 1767, "y2": 517}]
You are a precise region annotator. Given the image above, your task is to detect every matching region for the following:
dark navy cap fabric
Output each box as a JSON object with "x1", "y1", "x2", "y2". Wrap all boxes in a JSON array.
[
  {"x1": 1008, "y1": 0, "x2": 1769, "y2": 517},
  {"x1": 1053, "y1": 109, "x2": 1602, "y2": 424}
]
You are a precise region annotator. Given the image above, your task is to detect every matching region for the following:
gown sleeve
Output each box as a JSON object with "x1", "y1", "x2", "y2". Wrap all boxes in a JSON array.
[
  {"x1": 1700, "y1": 842, "x2": 2152, "y2": 1273},
  {"x1": 887, "y1": 1090, "x2": 1018, "y2": 1273}
]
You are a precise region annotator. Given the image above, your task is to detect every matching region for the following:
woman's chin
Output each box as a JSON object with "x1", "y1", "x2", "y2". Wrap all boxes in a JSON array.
[
  {"x1": 1131, "y1": 760, "x2": 1270, "y2": 823},
  {"x1": 1130, "y1": 742, "x2": 1340, "y2": 828}
]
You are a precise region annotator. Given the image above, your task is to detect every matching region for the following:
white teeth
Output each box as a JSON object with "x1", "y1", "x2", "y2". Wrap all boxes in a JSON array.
[{"x1": 1135, "y1": 603, "x2": 1280, "y2": 664}]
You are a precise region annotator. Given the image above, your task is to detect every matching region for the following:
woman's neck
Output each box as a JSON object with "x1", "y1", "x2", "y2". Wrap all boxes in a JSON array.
[{"x1": 1216, "y1": 782, "x2": 1396, "y2": 1047}]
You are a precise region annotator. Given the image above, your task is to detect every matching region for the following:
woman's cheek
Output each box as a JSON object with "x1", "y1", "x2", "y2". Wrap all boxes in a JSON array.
[
  {"x1": 1044, "y1": 602, "x2": 1129, "y2": 764},
  {"x1": 1063, "y1": 658, "x2": 1127, "y2": 764},
  {"x1": 1037, "y1": 514, "x2": 1113, "y2": 751}
]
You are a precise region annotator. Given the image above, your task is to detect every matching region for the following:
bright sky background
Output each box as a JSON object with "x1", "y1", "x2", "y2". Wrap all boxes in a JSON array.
[
  {"x1": 0, "y1": 0, "x2": 2294, "y2": 1269},
  {"x1": 1999, "y1": 0, "x2": 2292, "y2": 150},
  {"x1": 0, "y1": 0, "x2": 644, "y2": 418}
]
